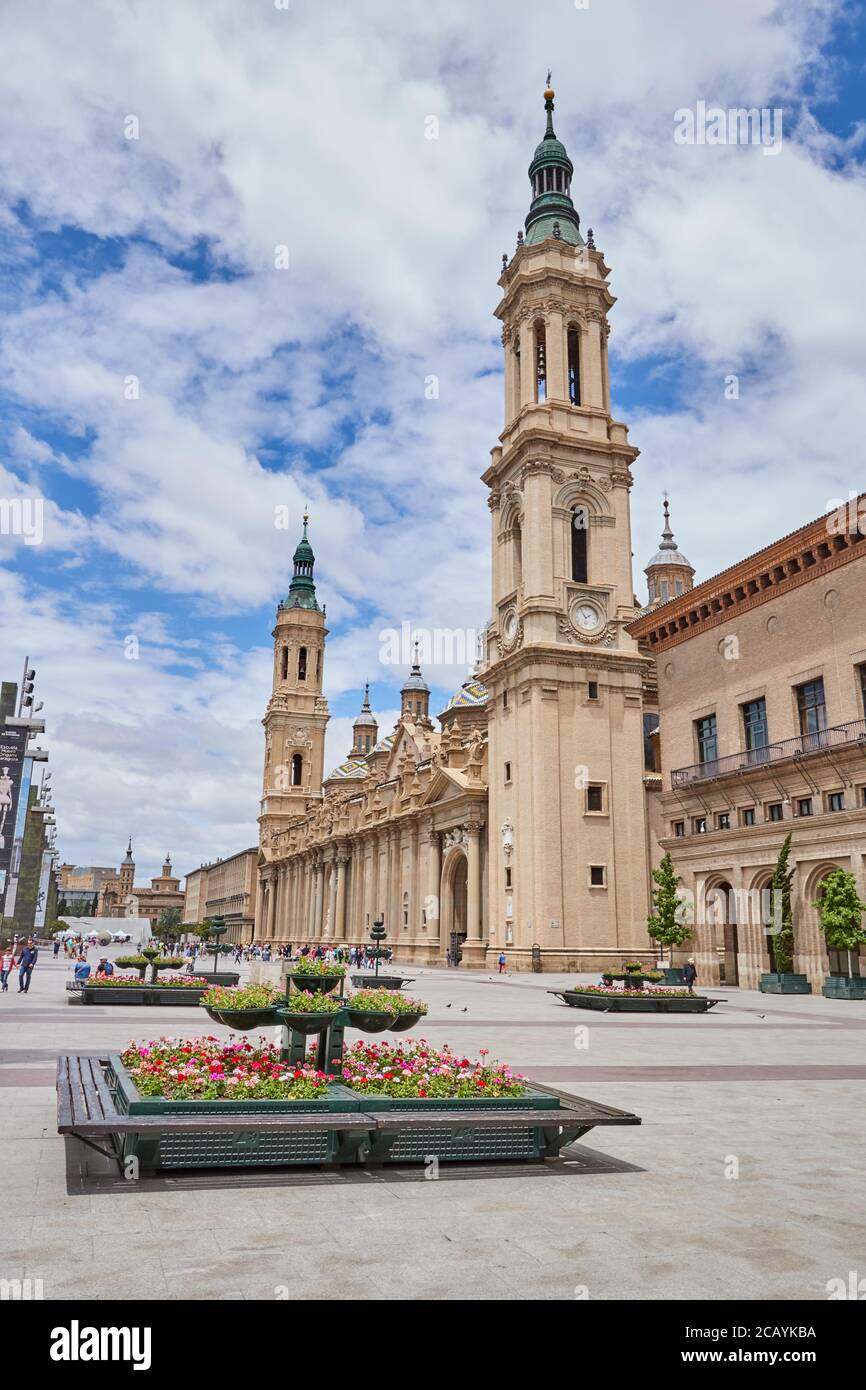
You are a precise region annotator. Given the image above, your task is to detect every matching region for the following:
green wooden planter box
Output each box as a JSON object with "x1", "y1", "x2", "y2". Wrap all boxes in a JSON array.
[
  {"x1": 79, "y1": 986, "x2": 209, "y2": 1006},
  {"x1": 822, "y1": 976, "x2": 866, "y2": 999},
  {"x1": 192, "y1": 971, "x2": 240, "y2": 987},
  {"x1": 759, "y1": 973, "x2": 812, "y2": 995},
  {"x1": 659, "y1": 967, "x2": 685, "y2": 985},
  {"x1": 105, "y1": 1056, "x2": 362, "y2": 1170},
  {"x1": 350, "y1": 975, "x2": 407, "y2": 990},
  {"x1": 554, "y1": 990, "x2": 717, "y2": 1013},
  {"x1": 343, "y1": 1085, "x2": 560, "y2": 1113}
]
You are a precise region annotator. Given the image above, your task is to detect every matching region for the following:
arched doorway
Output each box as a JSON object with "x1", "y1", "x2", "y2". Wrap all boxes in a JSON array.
[
  {"x1": 442, "y1": 851, "x2": 468, "y2": 965},
  {"x1": 704, "y1": 877, "x2": 738, "y2": 986}
]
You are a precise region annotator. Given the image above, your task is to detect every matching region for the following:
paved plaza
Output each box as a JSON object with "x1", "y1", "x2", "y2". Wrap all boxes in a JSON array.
[{"x1": 2, "y1": 948, "x2": 865, "y2": 1301}]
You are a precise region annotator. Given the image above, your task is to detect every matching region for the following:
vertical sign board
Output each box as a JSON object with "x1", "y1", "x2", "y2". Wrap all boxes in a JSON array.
[
  {"x1": 0, "y1": 725, "x2": 27, "y2": 913},
  {"x1": 1, "y1": 751, "x2": 33, "y2": 919},
  {"x1": 33, "y1": 849, "x2": 53, "y2": 931}
]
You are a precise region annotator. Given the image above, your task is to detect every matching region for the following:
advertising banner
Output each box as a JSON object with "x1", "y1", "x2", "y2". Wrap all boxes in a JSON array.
[{"x1": 0, "y1": 725, "x2": 28, "y2": 906}]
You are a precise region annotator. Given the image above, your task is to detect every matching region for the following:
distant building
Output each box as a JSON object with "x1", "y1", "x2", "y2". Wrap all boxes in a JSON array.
[
  {"x1": 98, "y1": 842, "x2": 184, "y2": 926},
  {"x1": 183, "y1": 848, "x2": 258, "y2": 944}
]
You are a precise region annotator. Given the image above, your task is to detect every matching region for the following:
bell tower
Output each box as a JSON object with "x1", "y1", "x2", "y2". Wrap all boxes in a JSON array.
[
  {"x1": 480, "y1": 84, "x2": 651, "y2": 971},
  {"x1": 260, "y1": 512, "x2": 329, "y2": 841}
]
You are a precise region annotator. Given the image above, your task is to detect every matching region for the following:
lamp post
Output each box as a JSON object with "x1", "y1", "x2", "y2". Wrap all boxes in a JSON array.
[
  {"x1": 369, "y1": 916, "x2": 387, "y2": 981},
  {"x1": 207, "y1": 916, "x2": 228, "y2": 975}
]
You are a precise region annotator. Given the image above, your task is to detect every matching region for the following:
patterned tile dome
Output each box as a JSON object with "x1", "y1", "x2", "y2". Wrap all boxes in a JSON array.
[
  {"x1": 444, "y1": 679, "x2": 489, "y2": 710},
  {"x1": 326, "y1": 759, "x2": 369, "y2": 781}
]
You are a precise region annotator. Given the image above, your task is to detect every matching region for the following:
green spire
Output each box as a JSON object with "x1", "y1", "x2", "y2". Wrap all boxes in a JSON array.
[
  {"x1": 524, "y1": 82, "x2": 583, "y2": 248},
  {"x1": 284, "y1": 508, "x2": 320, "y2": 610}
]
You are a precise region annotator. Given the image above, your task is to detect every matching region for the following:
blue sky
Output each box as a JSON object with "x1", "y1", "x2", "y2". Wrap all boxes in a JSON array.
[{"x1": 1, "y1": 0, "x2": 865, "y2": 878}]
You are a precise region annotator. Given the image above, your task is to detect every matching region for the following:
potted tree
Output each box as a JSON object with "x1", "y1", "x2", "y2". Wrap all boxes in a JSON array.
[
  {"x1": 760, "y1": 834, "x2": 811, "y2": 993},
  {"x1": 647, "y1": 853, "x2": 692, "y2": 984},
  {"x1": 815, "y1": 868, "x2": 866, "y2": 999}
]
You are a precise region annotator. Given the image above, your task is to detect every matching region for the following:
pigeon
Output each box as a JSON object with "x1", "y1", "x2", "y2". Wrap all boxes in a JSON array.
[
  {"x1": 461, "y1": 1007, "x2": 468, "y2": 1013},
  {"x1": 445, "y1": 1003, "x2": 452, "y2": 1008}
]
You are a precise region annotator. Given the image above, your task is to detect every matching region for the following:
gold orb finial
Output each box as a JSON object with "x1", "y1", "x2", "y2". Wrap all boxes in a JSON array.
[{"x1": 544, "y1": 69, "x2": 554, "y2": 101}]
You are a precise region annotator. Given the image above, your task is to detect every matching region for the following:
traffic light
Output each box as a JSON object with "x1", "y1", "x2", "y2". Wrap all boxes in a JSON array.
[{"x1": 21, "y1": 669, "x2": 36, "y2": 709}]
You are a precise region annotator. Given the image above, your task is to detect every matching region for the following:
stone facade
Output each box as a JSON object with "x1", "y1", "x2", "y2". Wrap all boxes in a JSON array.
[
  {"x1": 630, "y1": 504, "x2": 866, "y2": 990},
  {"x1": 183, "y1": 848, "x2": 258, "y2": 944},
  {"x1": 98, "y1": 844, "x2": 184, "y2": 926}
]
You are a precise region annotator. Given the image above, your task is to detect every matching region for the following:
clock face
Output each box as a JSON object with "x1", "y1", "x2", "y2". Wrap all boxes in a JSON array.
[{"x1": 572, "y1": 601, "x2": 601, "y2": 633}]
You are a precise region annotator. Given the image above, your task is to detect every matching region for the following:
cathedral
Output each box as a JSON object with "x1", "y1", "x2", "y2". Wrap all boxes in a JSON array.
[{"x1": 255, "y1": 86, "x2": 866, "y2": 985}]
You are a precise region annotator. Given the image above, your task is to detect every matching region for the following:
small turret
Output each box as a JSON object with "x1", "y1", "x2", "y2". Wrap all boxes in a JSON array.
[
  {"x1": 350, "y1": 683, "x2": 379, "y2": 756},
  {"x1": 400, "y1": 644, "x2": 430, "y2": 721},
  {"x1": 645, "y1": 497, "x2": 695, "y2": 605}
]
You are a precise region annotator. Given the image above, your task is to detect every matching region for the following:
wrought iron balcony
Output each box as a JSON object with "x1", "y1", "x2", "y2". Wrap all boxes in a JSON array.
[{"x1": 671, "y1": 718, "x2": 866, "y2": 790}]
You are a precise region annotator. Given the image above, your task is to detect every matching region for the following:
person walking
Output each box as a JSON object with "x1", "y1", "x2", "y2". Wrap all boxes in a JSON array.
[
  {"x1": 53, "y1": 939, "x2": 60, "y2": 958},
  {"x1": 0, "y1": 945, "x2": 15, "y2": 992},
  {"x1": 498, "y1": 951, "x2": 507, "y2": 974},
  {"x1": 683, "y1": 957, "x2": 698, "y2": 992},
  {"x1": 17, "y1": 939, "x2": 39, "y2": 994}
]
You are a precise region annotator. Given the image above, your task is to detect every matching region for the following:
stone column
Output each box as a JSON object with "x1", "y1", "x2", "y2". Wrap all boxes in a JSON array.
[
  {"x1": 519, "y1": 316, "x2": 535, "y2": 408},
  {"x1": 425, "y1": 827, "x2": 441, "y2": 947},
  {"x1": 584, "y1": 313, "x2": 605, "y2": 409},
  {"x1": 522, "y1": 466, "x2": 553, "y2": 600},
  {"x1": 545, "y1": 307, "x2": 566, "y2": 401},
  {"x1": 335, "y1": 851, "x2": 348, "y2": 941},
  {"x1": 266, "y1": 872, "x2": 276, "y2": 941},
  {"x1": 462, "y1": 822, "x2": 485, "y2": 968},
  {"x1": 324, "y1": 857, "x2": 337, "y2": 939},
  {"x1": 313, "y1": 860, "x2": 323, "y2": 939}
]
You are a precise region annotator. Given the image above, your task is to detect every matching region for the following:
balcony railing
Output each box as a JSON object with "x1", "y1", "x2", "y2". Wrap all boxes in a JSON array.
[{"x1": 671, "y1": 718, "x2": 866, "y2": 790}]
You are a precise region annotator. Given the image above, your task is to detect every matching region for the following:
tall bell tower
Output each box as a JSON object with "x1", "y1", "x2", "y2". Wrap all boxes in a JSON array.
[
  {"x1": 480, "y1": 84, "x2": 651, "y2": 971},
  {"x1": 260, "y1": 513, "x2": 329, "y2": 843}
]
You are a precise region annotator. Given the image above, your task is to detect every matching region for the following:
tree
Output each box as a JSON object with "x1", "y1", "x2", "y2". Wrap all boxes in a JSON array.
[
  {"x1": 815, "y1": 868, "x2": 866, "y2": 979},
  {"x1": 646, "y1": 853, "x2": 692, "y2": 964},
  {"x1": 157, "y1": 907, "x2": 182, "y2": 933},
  {"x1": 768, "y1": 833, "x2": 795, "y2": 974}
]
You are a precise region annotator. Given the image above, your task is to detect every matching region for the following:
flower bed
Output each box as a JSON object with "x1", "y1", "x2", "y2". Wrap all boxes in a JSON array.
[
  {"x1": 93, "y1": 973, "x2": 210, "y2": 988},
  {"x1": 581, "y1": 983, "x2": 695, "y2": 998},
  {"x1": 344, "y1": 988, "x2": 428, "y2": 1033},
  {"x1": 553, "y1": 985, "x2": 719, "y2": 1013},
  {"x1": 289, "y1": 957, "x2": 347, "y2": 977},
  {"x1": 118, "y1": 1037, "x2": 334, "y2": 1102},
  {"x1": 334, "y1": 1039, "x2": 559, "y2": 1110},
  {"x1": 79, "y1": 975, "x2": 212, "y2": 1006},
  {"x1": 202, "y1": 982, "x2": 283, "y2": 1029}
]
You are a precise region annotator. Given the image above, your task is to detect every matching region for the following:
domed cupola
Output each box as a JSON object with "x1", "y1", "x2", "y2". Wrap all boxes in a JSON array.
[
  {"x1": 350, "y1": 683, "x2": 379, "y2": 757},
  {"x1": 401, "y1": 644, "x2": 430, "y2": 721},
  {"x1": 284, "y1": 510, "x2": 320, "y2": 611},
  {"x1": 645, "y1": 498, "x2": 695, "y2": 605},
  {"x1": 525, "y1": 82, "x2": 583, "y2": 248}
]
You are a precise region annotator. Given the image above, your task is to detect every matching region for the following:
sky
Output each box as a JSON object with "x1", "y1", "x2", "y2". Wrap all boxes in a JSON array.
[{"x1": 1, "y1": 0, "x2": 865, "y2": 881}]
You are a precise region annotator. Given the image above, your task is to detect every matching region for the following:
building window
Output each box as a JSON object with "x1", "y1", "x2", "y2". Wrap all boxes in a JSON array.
[
  {"x1": 767, "y1": 803, "x2": 784, "y2": 822},
  {"x1": 798, "y1": 797, "x2": 813, "y2": 818},
  {"x1": 402, "y1": 891, "x2": 409, "y2": 928},
  {"x1": 694, "y1": 816, "x2": 707, "y2": 834},
  {"x1": 587, "y1": 784, "x2": 604, "y2": 813},
  {"x1": 828, "y1": 791, "x2": 845, "y2": 813},
  {"x1": 589, "y1": 865, "x2": 606, "y2": 887},
  {"x1": 503, "y1": 689, "x2": 508, "y2": 708},
  {"x1": 643, "y1": 712, "x2": 659, "y2": 772},
  {"x1": 298, "y1": 646, "x2": 307, "y2": 681},
  {"x1": 534, "y1": 320, "x2": 547, "y2": 403},
  {"x1": 742, "y1": 807, "x2": 756, "y2": 827},
  {"x1": 280, "y1": 646, "x2": 288, "y2": 681},
  {"x1": 795, "y1": 677, "x2": 827, "y2": 737},
  {"x1": 504, "y1": 761, "x2": 512, "y2": 784},
  {"x1": 857, "y1": 662, "x2": 866, "y2": 718},
  {"x1": 673, "y1": 821, "x2": 685, "y2": 837},
  {"x1": 695, "y1": 714, "x2": 718, "y2": 765},
  {"x1": 717, "y1": 813, "x2": 730, "y2": 831},
  {"x1": 571, "y1": 506, "x2": 588, "y2": 583},
  {"x1": 587, "y1": 680, "x2": 599, "y2": 701},
  {"x1": 660, "y1": 580, "x2": 669, "y2": 602},
  {"x1": 675, "y1": 580, "x2": 684, "y2": 596},
  {"x1": 316, "y1": 648, "x2": 321, "y2": 681},
  {"x1": 567, "y1": 326, "x2": 581, "y2": 405},
  {"x1": 291, "y1": 753, "x2": 303, "y2": 787},
  {"x1": 742, "y1": 697, "x2": 769, "y2": 755},
  {"x1": 505, "y1": 867, "x2": 512, "y2": 890}
]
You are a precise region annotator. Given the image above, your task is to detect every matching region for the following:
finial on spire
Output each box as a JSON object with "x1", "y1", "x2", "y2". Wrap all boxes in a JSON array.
[
  {"x1": 543, "y1": 78, "x2": 556, "y2": 137},
  {"x1": 586, "y1": 227, "x2": 595, "y2": 249},
  {"x1": 660, "y1": 494, "x2": 677, "y2": 549}
]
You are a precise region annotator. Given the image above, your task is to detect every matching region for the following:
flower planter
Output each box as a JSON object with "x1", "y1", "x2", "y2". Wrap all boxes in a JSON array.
[
  {"x1": 821, "y1": 976, "x2": 866, "y2": 1000},
  {"x1": 352, "y1": 1087, "x2": 562, "y2": 1164},
  {"x1": 554, "y1": 990, "x2": 719, "y2": 1013},
  {"x1": 204, "y1": 1005, "x2": 280, "y2": 1030},
  {"x1": 388, "y1": 1012, "x2": 427, "y2": 1033},
  {"x1": 274, "y1": 1007, "x2": 344, "y2": 1035},
  {"x1": 79, "y1": 986, "x2": 209, "y2": 1006},
  {"x1": 759, "y1": 972, "x2": 812, "y2": 995},
  {"x1": 105, "y1": 1055, "x2": 361, "y2": 1171},
  {"x1": 286, "y1": 972, "x2": 344, "y2": 995},
  {"x1": 659, "y1": 968, "x2": 685, "y2": 985},
  {"x1": 343, "y1": 1008, "x2": 397, "y2": 1033},
  {"x1": 192, "y1": 971, "x2": 241, "y2": 987},
  {"x1": 352, "y1": 1085, "x2": 561, "y2": 1113}
]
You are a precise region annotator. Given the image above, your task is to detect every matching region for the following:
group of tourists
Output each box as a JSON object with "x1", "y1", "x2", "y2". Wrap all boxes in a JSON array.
[{"x1": 0, "y1": 938, "x2": 39, "y2": 994}]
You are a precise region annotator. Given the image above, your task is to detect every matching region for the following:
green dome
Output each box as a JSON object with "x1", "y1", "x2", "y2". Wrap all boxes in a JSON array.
[
  {"x1": 524, "y1": 89, "x2": 583, "y2": 248},
  {"x1": 283, "y1": 513, "x2": 320, "y2": 611}
]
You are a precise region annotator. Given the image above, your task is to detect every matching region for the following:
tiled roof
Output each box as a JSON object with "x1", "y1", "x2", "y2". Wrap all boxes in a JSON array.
[
  {"x1": 443, "y1": 679, "x2": 490, "y2": 710},
  {"x1": 326, "y1": 759, "x2": 369, "y2": 781}
]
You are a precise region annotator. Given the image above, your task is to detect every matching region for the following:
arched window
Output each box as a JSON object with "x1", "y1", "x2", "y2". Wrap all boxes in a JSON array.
[
  {"x1": 280, "y1": 646, "x2": 288, "y2": 681},
  {"x1": 291, "y1": 753, "x2": 303, "y2": 787},
  {"x1": 513, "y1": 519, "x2": 523, "y2": 591},
  {"x1": 298, "y1": 646, "x2": 307, "y2": 681},
  {"x1": 571, "y1": 506, "x2": 588, "y2": 583},
  {"x1": 567, "y1": 326, "x2": 581, "y2": 405},
  {"x1": 534, "y1": 321, "x2": 546, "y2": 403},
  {"x1": 402, "y1": 891, "x2": 409, "y2": 927},
  {"x1": 316, "y1": 648, "x2": 321, "y2": 681}
]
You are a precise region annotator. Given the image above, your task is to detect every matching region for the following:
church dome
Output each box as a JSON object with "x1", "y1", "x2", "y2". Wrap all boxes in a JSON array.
[{"x1": 524, "y1": 84, "x2": 583, "y2": 249}]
